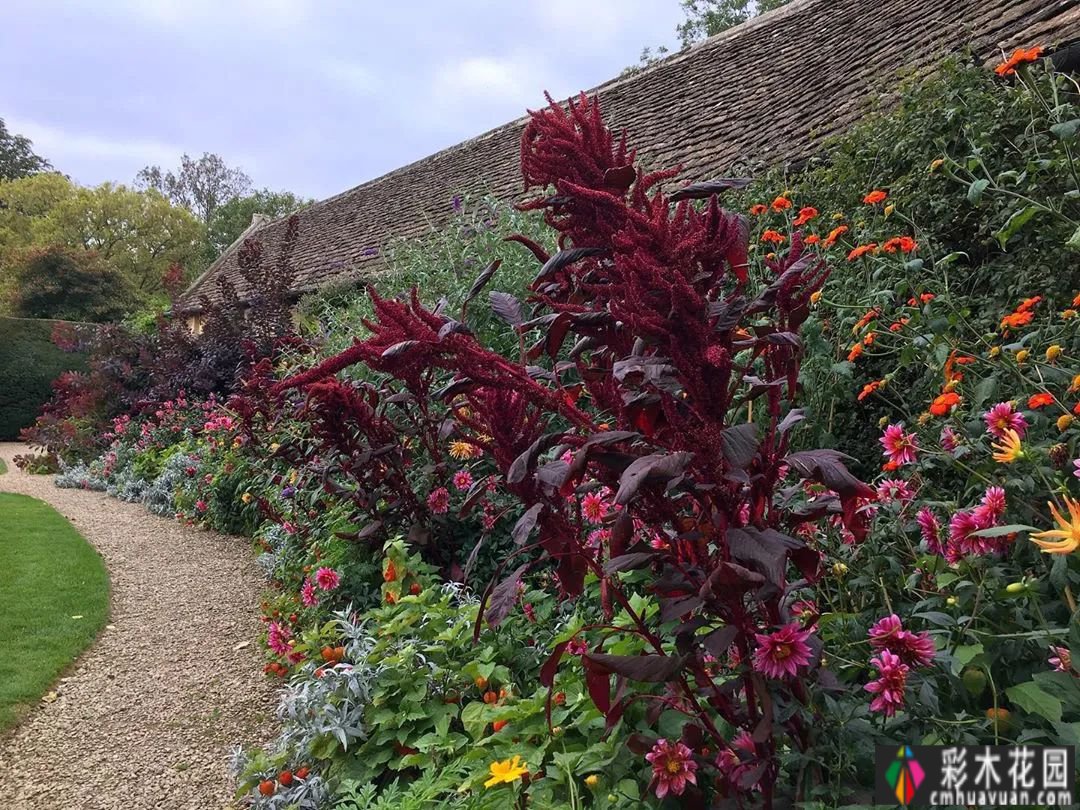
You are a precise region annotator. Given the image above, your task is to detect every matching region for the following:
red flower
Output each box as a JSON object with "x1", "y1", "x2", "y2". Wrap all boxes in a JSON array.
[
  {"x1": 427, "y1": 487, "x2": 450, "y2": 514},
  {"x1": 823, "y1": 224, "x2": 849, "y2": 247},
  {"x1": 882, "y1": 236, "x2": 917, "y2": 254},
  {"x1": 863, "y1": 189, "x2": 888, "y2": 205},
  {"x1": 1028, "y1": 392, "x2": 1054, "y2": 409},
  {"x1": 995, "y1": 46, "x2": 1043, "y2": 77},
  {"x1": 771, "y1": 196, "x2": 792, "y2": 212},
  {"x1": 858, "y1": 380, "x2": 883, "y2": 401},
  {"x1": 760, "y1": 229, "x2": 786, "y2": 244},
  {"x1": 847, "y1": 344, "x2": 864, "y2": 362},
  {"x1": 847, "y1": 243, "x2": 878, "y2": 261},
  {"x1": 929, "y1": 391, "x2": 961, "y2": 416},
  {"x1": 804, "y1": 234, "x2": 821, "y2": 245},
  {"x1": 793, "y1": 206, "x2": 818, "y2": 226},
  {"x1": 749, "y1": 203, "x2": 768, "y2": 215}
]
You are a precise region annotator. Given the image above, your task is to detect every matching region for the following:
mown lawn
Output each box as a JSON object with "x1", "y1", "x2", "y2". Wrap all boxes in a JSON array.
[
  {"x1": 0, "y1": 458, "x2": 7, "y2": 474},
  {"x1": 0, "y1": 493, "x2": 109, "y2": 730}
]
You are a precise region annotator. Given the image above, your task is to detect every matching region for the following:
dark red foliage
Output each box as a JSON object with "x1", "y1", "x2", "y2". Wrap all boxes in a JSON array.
[{"x1": 274, "y1": 94, "x2": 869, "y2": 806}]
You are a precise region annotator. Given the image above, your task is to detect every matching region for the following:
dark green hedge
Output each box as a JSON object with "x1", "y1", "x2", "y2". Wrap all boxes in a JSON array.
[{"x1": 0, "y1": 318, "x2": 89, "y2": 440}]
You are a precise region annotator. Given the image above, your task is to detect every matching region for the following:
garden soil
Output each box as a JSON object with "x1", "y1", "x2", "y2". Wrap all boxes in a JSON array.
[{"x1": 0, "y1": 443, "x2": 276, "y2": 810}]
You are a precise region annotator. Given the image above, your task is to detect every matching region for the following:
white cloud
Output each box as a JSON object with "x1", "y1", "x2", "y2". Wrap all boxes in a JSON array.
[
  {"x1": 7, "y1": 117, "x2": 182, "y2": 169},
  {"x1": 321, "y1": 59, "x2": 379, "y2": 96},
  {"x1": 433, "y1": 55, "x2": 534, "y2": 108}
]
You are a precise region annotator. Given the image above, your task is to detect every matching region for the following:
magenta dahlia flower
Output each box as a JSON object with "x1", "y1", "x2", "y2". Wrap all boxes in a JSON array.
[
  {"x1": 876, "y1": 478, "x2": 914, "y2": 503},
  {"x1": 452, "y1": 470, "x2": 473, "y2": 491},
  {"x1": 865, "y1": 649, "x2": 909, "y2": 716},
  {"x1": 267, "y1": 621, "x2": 291, "y2": 656},
  {"x1": 645, "y1": 738, "x2": 698, "y2": 799},
  {"x1": 916, "y1": 508, "x2": 944, "y2": 555},
  {"x1": 1049, "y1": 646, "x2": 1072, "y2": 673},
  {"x1": 940, "y1": 426, "x2": 962, "y2": 451},
  {"x1": 880, "y1": 423, "x2": 918, "y2": 466},
  {"x1": 581, "y1": 491, "x2": 609, "y2": 524},
  {"x1": 301, "y1": 578, "x2": 318, "y2": 607},
  {"x1": 983, "y1": 401, "x2": 1027, "y2": 439},
  {"x1": 427, "y1": 487, "x2": 450, "y2": 514},
  {"x1": 868, "y1": 614, "x2": 936, "y2": 668},
  {"x1": 752, "y1": 623, "x2": 814, "y2": 679},
  {"x1": 315, "y1": 567, "x2": 340, "y2": 591}
]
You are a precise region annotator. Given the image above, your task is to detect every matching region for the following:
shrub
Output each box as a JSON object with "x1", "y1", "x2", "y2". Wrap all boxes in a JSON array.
[
  {"x1": 0, "y1": 316, "x2": 89, "y2": 439},
  {"x1": 9, "y1": 245, "x2": 140, "y2": 322}
]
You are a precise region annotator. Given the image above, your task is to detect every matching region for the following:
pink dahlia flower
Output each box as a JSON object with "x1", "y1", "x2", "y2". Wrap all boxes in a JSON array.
[
  {"x1": 315, "y1": 567, "x2": 340, "y2": 591},
  {"x1": 983, "y1": 401, "x2": 1027, "y2": 439},
  {"x1": 267, "y1": 621, "x2": 291, "y2": 656},
  {"x1": 865, "y1": 649, "x2": 909, "y2": 716},
  {"x1": 452, "y1": 470, "x2": 473, "y2": 491},
  {"x1": 752, "y1": 623, "x2": 814, "y2": 679},
  {"x1": 868, "y1": 614, "x2": 936, "y2": 668},
  {"x1": 645, "y1": 738, "x2": 698, "y2": 799},
  {"x1": 916, "y1": 508, "x2": 944, "y2": 555},
  {"x1": 880, "y1": 423, "x2": 918, "y2": 466},
  {"x1": 427, "y1": 487, "x2": 450, "y2": 514},
  {"x1": 1049, "y1": 646, "x2": 1072, "y2": 673},
  {"x1": 301, "y1": 578, "x2": 318, "y2": 607},
  {"x1": 876, "y1": 478, "x2": 914, "y2": 503},
  {"x1": 940, "y1": 426, "x2": 961, "y2": 451},
  {"x1": 581, "y1": 491, "x2": 609, "y2": 524}
]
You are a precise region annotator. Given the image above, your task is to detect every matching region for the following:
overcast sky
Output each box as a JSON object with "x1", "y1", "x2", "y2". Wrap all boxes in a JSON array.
[{"x1": 2, "y1": 1, "x2": 684, "y2": 201}]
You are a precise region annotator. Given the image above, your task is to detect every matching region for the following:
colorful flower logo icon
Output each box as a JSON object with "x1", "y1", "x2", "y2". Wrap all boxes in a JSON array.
[{"x1": 885, "y1": 746, "x2": 925, "y2": 804}]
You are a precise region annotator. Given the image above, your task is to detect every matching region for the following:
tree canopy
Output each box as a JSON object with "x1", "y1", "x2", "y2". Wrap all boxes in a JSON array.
[
  {"x1": 206, "y1": 188, "x2": 308, "y2": 259},
  {"x1": 0, "y1": 119, "x2": 50, "y2": 181},
  {"x1": 136, "y1": 152, "x2": 252, "y2": 223},
  {"x1": 9, "y1": 246, "x2": 137, "y2": 322}
]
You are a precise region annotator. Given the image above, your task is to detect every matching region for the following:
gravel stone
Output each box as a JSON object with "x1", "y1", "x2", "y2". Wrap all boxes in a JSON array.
[{"x1": 0, "y1": 444, "x2": 277, "y2": 809}]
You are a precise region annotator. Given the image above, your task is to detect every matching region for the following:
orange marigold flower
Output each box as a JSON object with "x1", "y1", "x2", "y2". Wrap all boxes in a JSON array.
[
  {"x1": 1074, "y1": 402, "x2": 1080, "y2": 416},
  {"x1": 771, "y1": 196, "x2": 793, "y2": 212},
  {"x1": 847, "y1": 344, "x2": 864, "y2": 362},
  {"x1": 749, "y1": 203, "x2": 768, "y2": 215},
  {"x1": 793, "y1": 206, "x2": 818, "y2": 226},
  {"x1": 888, "y1": 317, "x2": 910, "y2": 332},
  {"x1": 761, "y1": 229, "x2": 786, "y2": 244},
  {"x1": 847, "y1": 243, "x2": 878, "y2": 261},
  {"x1": 1073, "y1": 292, "x2": 1080, "y2": 307},
  {"x1": 863, "y1": 331, "x2": 877, "y2": 346},
  {"x1": 930, "y1": 391, "x2": 961, "y2": 416},
  {"x1": 823, "y1": 224, "x2": 849, "y2": 247},
  {"x1": 858, "y1": 380, "x2": 884, "y2": 401},
  {"x1": 994, "y1": 46, "x2": 1043, "y2": 77},
  {"x1": 1028, "y1": 392, "x2": 1055, "y2": 409},
  {"x1": 805, "y1": 234, "x2": 821, "y2": 245},
  {"x1": 863, "y1": 190, "x2": 888, "y2": 205},
  {"x1": 853, "y1": 308, "x2": 881, "y2": 332},
  {"x1": 882, "y1": 236, "x2": 918, "y2": 254}
]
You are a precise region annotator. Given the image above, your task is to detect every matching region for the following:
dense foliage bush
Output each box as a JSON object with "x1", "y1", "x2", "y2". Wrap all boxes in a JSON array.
[
  {"x1": 38, "y1": 50, "x2": 1080, "y2": 809},
  {"x1": 0, "y1": 316, "x2": 89, "y2": 440}
]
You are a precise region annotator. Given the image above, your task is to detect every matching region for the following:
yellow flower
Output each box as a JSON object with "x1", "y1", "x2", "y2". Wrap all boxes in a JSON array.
[
  {"x1": 449, "y1": 440, "x2": 480, "y2": 460},
  {"x1": 884, "y1": 204, "x2": 895, "y2": 217},
  {"x1": 878, "y1": 415, "x2": 889, "y2": 428},
  {"x1": 1062, "y1": 309, "x2": 1077, "y2": 320},
  {"x1": 1015, "y1": 349, "x2": 1029, "y2": 364},
  {"x1": 989, "y1": 346, "x2": 1001, "y2": 358},
  {"x1": 1070, "y1": 374, "x2": 1080, "y2": 394},
  {"x1": 810, "y1": 290, "x2": 822, "y2": 304},
  {"x1": 1030, "y1": 497, "x2": 1080, "y2": 555},
  {"x1": 1058, "y1": 414, "x2": 1074, "y2": 433},
  {"x1": 270, "y1": 442, "x2": 281, "y2": 452},
  {"x1": 943, "y1": 379, "x2": 960, "y2": 393},
  {"x1": 929, "y1": 158, "x2": 945, "y2": 173},
  {"x1": 484, "y1": 756, "x2": 529, "y2": 788},
  {"x1": 241, "y1": 492, "x2": 253, "y2": 504},
  {"x1": 946, "y1": 596, "x2": 958, "y2": 607},
  {"x1": 917, "y1": 411, "x2": 932, "y2": 426},
  {"x1": 1046, "y1": 344, "x2": 1063, "y2": 362},
  {"x1": 585, "y1": 775, "x2": 600, "y2": 788},
  {"x1": 289, "y1": 469, "x2": 299, "y2": 484},
  {"x1": 991, "y1": 428, "x2": 1024, "y2": 463},
  {"x1": 831, "y1": 562, "x2": 848, "y2": 577}
]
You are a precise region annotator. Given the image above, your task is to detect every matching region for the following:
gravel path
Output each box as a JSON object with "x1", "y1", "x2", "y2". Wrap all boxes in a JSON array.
[{"x1": 0, "y1": 443, "x2": 276, "y2": 810}]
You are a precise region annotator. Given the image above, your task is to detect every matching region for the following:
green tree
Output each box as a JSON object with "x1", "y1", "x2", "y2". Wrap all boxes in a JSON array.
[
  {"x1": 205, "y1": 189, "x2": 308, "y2": 260},
  {"x1": 9, "y1": 246, "x2": 137, "y2": 322},
  {"x1": 0, "y1": 174, "x2": 204, "y2": 303},
  {"x1": 0, "y1": 119, "x2": 51, "y2": 180},
  {"x1": 135, "y1": 152, "x2": 251, "y2": 223}
]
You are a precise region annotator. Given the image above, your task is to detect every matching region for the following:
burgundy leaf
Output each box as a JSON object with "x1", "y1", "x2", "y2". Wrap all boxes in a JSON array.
[
  {"x1": 540, "y1": 641, "x2": 569, "y2": 687},
  {"x1": 507, "y1": 433, "x2": 563, "y2": 484},
  {"x1": 381, "y1": 340, "x2": 421, "y2": 358},
  {"x1": 437, "y1": 319, "x2": 473, "y2": 340},
  {"x1": 534, "y1": 246, "x2": 610, "y2": 284},
  {"x1": 503, "y1": 233, "x2": 550, "y2": 264},
  {"x1": 583, "y1": 657, "x2": 612, "y2": 714},
  {"x1": 702, "y1": 626, "x2": 738, "y2": 658},
  {"x1": 461, "y1": 259, "x2": 502, "y2": 315},
  {"x1": 614, "y1": 451, "x2": 694, "y2": 506},
  {"x1": 511, "y1": 503, "x2": 544, "y2": 545},
  {"x1": 485, "y1": 563, "x2": 529, "y2": 627},
  {"x1": 584, "y1": 652, "x2": 687, "y2": 683},
  {"x1": 489, "y1": 291, "x2": 524, "y2": 327},
  {"x1": 603, "y1": 550, "x2": 657, "y2": 574},
  {"x1": 719, "y1": 423, "x2": 759, "y2": 469},
  {"x1": 669, "y1": 178, "x2": 752, "y2": 201},
  {"x1": 603, "y1": 164, "x2": 637, "y2": 192}
]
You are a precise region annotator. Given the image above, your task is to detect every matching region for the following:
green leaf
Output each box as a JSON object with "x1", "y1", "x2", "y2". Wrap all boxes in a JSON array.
[
  {"x1": 951, "y1": 643, "x2": 984, "y2": 676},
  {"x1": 994, "y1": 205, "x2": 1040, "y2": 249},
  {"x1": 967, "y1": 178, "x2": 990, "y2": 205},
  {"x1": 1006, "y1": 681, "x2": 1063, "y2": 723},
  {"x1": 1050, "y1": 119, "x2": 1080, "y2": 140},
  {"x1": 1067, "y1": 226, "x2": 1080, "y2": 252}
]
